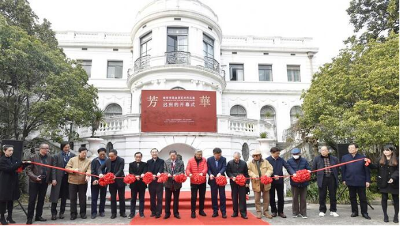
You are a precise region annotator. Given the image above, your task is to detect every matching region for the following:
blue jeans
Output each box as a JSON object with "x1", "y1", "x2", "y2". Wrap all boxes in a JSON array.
[{"x1": 91, "y1": 184, "x2": 107, "y2": 215}]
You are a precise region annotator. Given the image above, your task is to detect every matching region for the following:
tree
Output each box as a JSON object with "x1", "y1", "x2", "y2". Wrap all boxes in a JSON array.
[
  {"x1": 347, "y1": 0, "x2": 399, "y2": 43},
  {"x1": 0, "y1": 15, "x2": 98, "y2": 141},
  {"x1": 299, "y1": 33, "x2": 399, "y2": 152}
]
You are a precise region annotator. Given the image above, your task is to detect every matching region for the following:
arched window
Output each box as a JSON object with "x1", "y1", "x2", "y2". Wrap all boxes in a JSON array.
[
  {"x1": 104, "y1": 104, "x2": 122, "y2": 117},
  {"x1": 171, "y1": 87, "x2": 185, "y2": 90},
  {"x1": 290, "y1": 106, "x2": 303, "y2": 124},
  {"x1": 242, "y1": 143, "x2": 249, "y2": 161},
  {"x1": 260, "y1": 105, "x2": 276, "y2": 121},
  {"x1": 106, "y1": 142, "x2": 113, "y2": 155},
  {"x1": 230, "y1": 105, "x2": 247, "y2": 118}
]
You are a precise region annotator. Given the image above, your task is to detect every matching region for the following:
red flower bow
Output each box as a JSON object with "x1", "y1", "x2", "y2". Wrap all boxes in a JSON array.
[
  {"x1": 260, "y1": 175, "x2": 273, "y2": 185},
  {"x1": 174, "y1": 174, "x2": 187, "y2": 183},
  {"x1": 216, "y1": 175, "x2": 227, "y2": 186},
  {"x1": 123, "y1": 174, "x2": 136, "y2": 184},
  {"x1": 235, "y1": 174, "x2": 247, "y2": 186},
  {"x1": 142, "y1": 172, "x2": 154, "y2": 185},
  {"x1": 291, "y1": 169, "x2": 311, "y2": 183},
  {"x1": 99, "y1": 172, "x2": 115, "y2": 187},
  {"x1": 157, "y1": 173, "x2": 169, "y2": 183}
]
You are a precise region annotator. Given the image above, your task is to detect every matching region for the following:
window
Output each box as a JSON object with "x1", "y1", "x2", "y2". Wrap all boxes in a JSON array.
[
  {"x1": 77, "y1": 60, "x2": 92, "y2": 78},
  {"x1": 229, "y1": 64, "x2": 244, "y2": 81},
  {"x1": 287, "y1": 65, "x2": 301, "y2": 82},
  {"x1": 203, "y1": 34, "x2": 214, "y2": 58},
  {"x1": 107, "y1": 61, "x2": 123, "y2": 78},
  {"x1": 260, "y1": 105, "x2": 276, "y2": 120},
  {"x1": 167, "y1": 28, "x2": 188, "y2": 52},
  {"x1": 230, "y1": 105, "x2": 247, "y2": 118},
  {"x1": 140, "y1": 32, "x2": 152, "y2": 57},
  {"x1": 290, "y1": 106, "x2": 303, "y2": 124},
  {"x1": 259, "y1": 65, "x2": 272, "y2": 81},
  {"x1": 104, "y1": 104, "x2": 122, "y2": 117}
]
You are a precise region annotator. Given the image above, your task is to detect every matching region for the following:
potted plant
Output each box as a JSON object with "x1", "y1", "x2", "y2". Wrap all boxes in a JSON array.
[
  {"x1": 91, "y1": 107, "x2": 105, "y2": 137},
  {"x1": 260, "y1": 132, "x2": 268, "y2": 138}
]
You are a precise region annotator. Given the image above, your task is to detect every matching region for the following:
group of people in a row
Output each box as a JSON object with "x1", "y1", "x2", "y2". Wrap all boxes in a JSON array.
[{"x1": 0, "y1": 142, "x2": 398, "y2": 225}]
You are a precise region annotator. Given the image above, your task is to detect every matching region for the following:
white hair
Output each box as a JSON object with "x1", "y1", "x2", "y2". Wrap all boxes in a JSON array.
[
  {"x1": 195, "y1": 149, "x2": 203, "y2": 154},
  {"x1": 233, "y1": 152, "x2": 241, "y2": 157}
]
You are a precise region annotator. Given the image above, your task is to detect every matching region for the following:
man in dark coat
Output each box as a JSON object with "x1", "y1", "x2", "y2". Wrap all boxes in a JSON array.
[
  {"x1": 128, "y1": 152, "x2": 147, "y2": 219},
  {"x1": 146, "y1": 148, "x2": 164, "y2": 218},
  {"x1": 341, "y1": 143, "x2": 371, "y2": 219},
  {"x1": 100, "y1": 149, "x2": 126, "y2": 219},
  {"x1": 50, "y1": 141, "x2": 75, "y2": 220},
  {"x1": 90, "y1": 148, "x2": 107, "y2": 219},
  {"x1": 226, "y1": 152, "x2": 250, "y2": 219},
  {"x1": 207, "y1": 147, "x2": 227, "y2": 218},
  {"x1": 26, "y1": 143, "x2": 52, "y2": 225},
  {"x1": 163, "y1": 150, "x2": 184, "y2": 219},
  {"x1": 312, "y1": 146, "x2": 339, "y2": 217},
  {"x1": 266, "y1": 147, "x2": 295, "y2": 218}
]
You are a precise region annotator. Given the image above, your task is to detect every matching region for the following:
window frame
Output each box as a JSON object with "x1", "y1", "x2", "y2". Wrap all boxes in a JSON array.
[
  {"x1": 287, "y1": 65, "x2": 301, "y2": 82},
  {"x1": 167, "y1": 27, "x2": 189, "y2": 52},
  {"x1": 229, "y1": 64, "x2": 244, "y2": 81},
  {"x1": 107, "y1": 61, "x2": 123, "y2": 79},
  {"x1": 258, "y1": 64, "x2": 273, "y2": 81}
]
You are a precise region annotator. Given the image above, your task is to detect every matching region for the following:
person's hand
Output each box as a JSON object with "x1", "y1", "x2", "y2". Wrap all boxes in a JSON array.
[
  {"x1": 168, "y1": 173, "x2": 171, "y2": 177},
  {"x1": 189, "y1": 174, "x2": 193, "y2": 177},
  {"x1": 153, "y1": 174, "x2": 156, "y2": 180},
  {"x1": 254, "y1": 176, "x2": 259, "y2": 179},
  {"x1": 74, "y1": 168, "x2": 79, "y2": 173},
  {"x1": 52, "y1": 180, "x2": 57, "y2": 186},
  {"x1": 366, "y1": 182, "x2": 370, "y2": 188},
  {"x1": 93, "y1": 180, "x2": 99, "y2": 185},
  {"x1": 141, "y1": 174, "x2": 144, "y2": 178},
  {"x1": 216, "y1": 173, "x2": 221, "y2": 177},
  {"x1": 232, "y1": 177, "x2": 236, "y2": 182},
  {"x1": 157, "y1": 172, "x2": 161, "y2": 177},
  {"x1": 99, "y1": 174, "x2": 104, "y2": 178},
  {"x1": 308, "y1": 170, "x2": 311, "y2": 173},
  {"x1": 293, "y1": 173, "x2": 297, "y2": 177},
  {"x1": 273, "y1": 175, "x2": 279, "y2": 180},
  {"x1": 113, "y1": 175, "x2": 116, "y2": 179},
  {"x1": 210, "y1": 175, "x2": 215, "y2": 180},
  {"x1": 136, "y1": 175, "x2": 140, "y2": 180},
  {"x1": 85, "y1": 176, "x2": 90, "y2": 182},
  {"x1": 199, "y1": 173, "x2": 203, "y2": 176},
  {"x1": 343, "y1": 181, "x2": 346, "y2": 185},
  {"x1": 36, "y1": 176, "x2": 42, "y2": 182},
  {"x1": 388, "y1": 178, "x2": 394, "y2": 184},
  {"x1": 245, "y1": 184, "x2": 249, "y2": 188}
]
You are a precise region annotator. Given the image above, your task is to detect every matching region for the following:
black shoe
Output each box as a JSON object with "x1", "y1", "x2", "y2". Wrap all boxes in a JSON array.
[
  {"x1": 51, "y1": 215, "x2": 57, "y2": 220},
  {"x1": 271, "y1": 212, "x2": 277, "y2": 217},
  {"x1": 35, "y1": 217, "x2": 47, "y2": 222},
  {"x1": 155, "y1": 215, "x2": 161, "y2": 219},
  {"x1": 212, "y1": 212, "x2": 219, "y2": 217},
  {"x1": 120, "y1": 213, "x2": 127, "y2": 218},
  {"x1": 6, "y1": 218, "x2": 15, "y2": 224},
  {"x1": 362, "y1": 213, "x2": 371, "y2": 220},
  {"x1": 163, "y1": 215, "x2": 170, "y2": 219},
  {"x1": 384, "y1": 214, "x2": 389, "y2": 222},
  {"x1": 191, "y1": 212, "x2": 196, "y2": 218},
  {"x1": 199, "y1": 211, "x2": 207, "y2": 216},
  {"x1": 174, "y1": 214, "x2": 181, "y2": 219},
  {"x1": 279, "y1": 213, "x2": 287, "y2": 218},
  {"x1": 128, "y1": 213, "x2": 135, "y2": 219},
  {"x1": 0, "y1": 218, "x2": 8, "y2": 225},
  {"x1": 394, "y1": 215, "x2": 399, "y2": 223},
  {"x1": 59, "y1": 213, "x2": 65, "y2": 219},
  {"x1": 91, "y1": 213, "x2": 97, "y2": 219},
  {"x1": 26, "y1": 219, "x2": 32, "y2": 225},
  {"x1": 110, "y1": 214, "x2": 116, "y2": 219},
  {"x1": 222, "y1": 213, "x2": 227, "y2": 218},
  {"x1": 140, "y1": 213, "x2": 145, "y2": 218},
  {"x1": 81, "y1": 214, "x2": 87, "y2": 219},
  {"x1": 241, "y1": 215, "x2": 248, "y2": 219},
  {"x1": 351, "y1": 212, "x2": 358, "y2": 217},
  {"x1": 150, "y1": 213, "x2": 155, "y2": 217},
  {"x1": 231, "y1": 212, "x2": 238, "y2": 217},
  {"x1": 70, "y1": 215, "x2": 77, "y2": 220},
  {"x1": 99, "y1": 212, "x2": 105, "y2": 217}
]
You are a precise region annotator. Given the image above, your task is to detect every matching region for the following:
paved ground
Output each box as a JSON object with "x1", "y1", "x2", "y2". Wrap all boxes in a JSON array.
[{"x1": 8, "y1": 201, "x2": 397, "y2": 225}]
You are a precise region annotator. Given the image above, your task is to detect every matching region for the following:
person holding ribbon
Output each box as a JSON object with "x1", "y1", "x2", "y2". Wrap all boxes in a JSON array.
[
  {"x1": 163, "y1": 150, "x2": 184, "y2": 219},
  {"x1": 366, "y1": 145, "x2": 398, "y2": 223},
  {"x1": 312, "y1": 146, "x2": 340, "y2": 218},
  {"x1": 90, "y1": 148, "x2": 107, "y2": 219},
  {"x1": 207, "y1": 147, "x2": 227, "y2": 219},
  {"x1": 65, "y1": 146, "x2": 91, "y2": 220},
  {"x1": 128, "y1": 152, "x2": 147, "y2": 219},
  {"x1": 186, "y1": 149, "x2": 208, "y2": 219},
  {"x1": 341, "y1": 143, "x2": 371, "y2": 220},
  {"x1": 50, "y1": 141, "x2": 75, "y2": 221},
  {"x1": 226, "y1": 151, "x2": 250, "y2": 219},
  {"x1": 247, "y1": 148, "x2": 273, "y2": 219},
  {"x1": 146, "y1": 148, "x2": 165, "y2": 218},
  {"x1": 26, "y1": 143, "x2": 53, "y2": 225}
]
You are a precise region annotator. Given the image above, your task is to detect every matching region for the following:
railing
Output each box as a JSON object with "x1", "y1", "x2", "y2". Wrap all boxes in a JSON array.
[
  {"x1": 228, "y1": 117, "x2": 257, "y2": 133},
  {"x1": 165, "y1": 51, "x2": 191, "y2": 65},
  {"x1": 134, "y1": 55, "x2": 150, "y2": 71},
  {"x1": 204, "y1": 56, "x2": 220, "y2": 73}
]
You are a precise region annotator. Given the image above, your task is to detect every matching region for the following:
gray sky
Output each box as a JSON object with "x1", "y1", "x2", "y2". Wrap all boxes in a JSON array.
[{"x1": 29, "y1": 0, "x2": 354, "y2": 68}]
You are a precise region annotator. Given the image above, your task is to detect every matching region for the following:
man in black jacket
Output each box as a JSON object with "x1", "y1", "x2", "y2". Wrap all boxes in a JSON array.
[
  {"x1": 226, "y1": 152, "x2": 250, "y2": 219},
  {"x1": 90, "y1": 148, "x2": 107, "y2": 219},
  {"x1": 146, "y1": 148, "x2": 164, "y2": 218},
  {"x1": 99, "y1": 149, "x2": 126, "y2": 219},
  {"x1": 312, "y1": 146, "x2": 340, "y2": 218},
  {"x1": 128, "y1": 152, "x2": 147, "y2": 219}
]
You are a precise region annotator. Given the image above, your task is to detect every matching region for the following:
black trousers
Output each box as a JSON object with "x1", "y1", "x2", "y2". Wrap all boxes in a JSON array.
[
  {"x1": 318, "y1": 176, "x2": 337, "y2": 213},
  {"x1": 27, "y1": 182, "x2": 48, "y2": 219},
  {"x1": 51, "y1": 174, "x2": 69, "y2": 215},
  {"x1": 0, "y1": 201, "x2": 13, "y2": 218},
  {"x1": 130, "y1": 187, "x2": 145, "y2": 215},
  {"x1": 348, "y1": 186, "x2": 368, "y2": 214},
  {"x1": 91, "y1": 184, "x2": 107, "y2": 215},
  {"x1": 382, "y1": 193, "x2": 399, "y2": 217},
  {"x1": 148, "y1": 182, "x2": 163, "y2": 216},
  {"x1": 165, "y1": 187, "x2": 180, "y2": 216},
  {"x1": 69, "y1": 184, "x2": 87, "y2": 216},
  {"x1": 109, "y1": 184, "x2": 126, "y2": 215},
  {"x1": 230, "y1": 182, "x2": 247, "y2": 216},
  {"x1": 269, "y1": 182, "x2": 284, "y2": 214},
  {"x1": 210, "y1": 182, "x2": 226, "y2": 214},
  {"x1": 190, "y1": 183, "x2": 206, "y2": 213}
]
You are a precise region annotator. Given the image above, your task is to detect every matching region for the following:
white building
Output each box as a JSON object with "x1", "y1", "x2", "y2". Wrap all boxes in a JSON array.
[{"x1": 56, "y1": 0, "x2": 318, "y2": 188}]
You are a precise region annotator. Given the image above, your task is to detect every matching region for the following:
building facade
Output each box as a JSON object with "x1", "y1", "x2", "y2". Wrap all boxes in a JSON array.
[{"x1": 56, "y1": 0, "x2": 318, "y2": 189}]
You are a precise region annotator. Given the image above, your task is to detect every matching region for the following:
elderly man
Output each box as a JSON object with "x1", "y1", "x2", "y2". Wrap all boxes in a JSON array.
[
  {"x1": 312, "y1": 146, "x2": 339, "y2": 217},
  {"x1": 227, "y1": 152, "x2": 250, "y2": 219},
  {"x1": 146, "y1": 148, "x2": 165, "y2": 218},
  {"x1": 248, "y1": 149, "x2": 273, "y2": 219},
  {"x1": 207, "y1": 148, "x2": 227, "y2": 218},
  {"x1": 186, "y1": 149, "x2": 208, "y2": 219},
  {"x1": 341, "y1": 143, "x2": 371, "y2": 219},
  {"x1": 163, "y1": 150, "x2": 185, "y2": 219},
  {"x1": 128, "y1": 152, "x2": 147, "y2": 219}
]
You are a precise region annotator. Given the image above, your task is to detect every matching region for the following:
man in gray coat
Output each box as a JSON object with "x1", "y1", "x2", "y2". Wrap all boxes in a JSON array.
[
  {"x1": 50, "y1": 142, "x2": 75, "y2": 220},
  {"x1": 163, "y1": 150, "x2": 184, "y2": 219}
]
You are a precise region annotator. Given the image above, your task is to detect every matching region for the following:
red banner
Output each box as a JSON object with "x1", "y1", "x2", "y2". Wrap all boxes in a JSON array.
[{"x1": 141, "y1": 90, "x2": 217, "y2": 132}]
